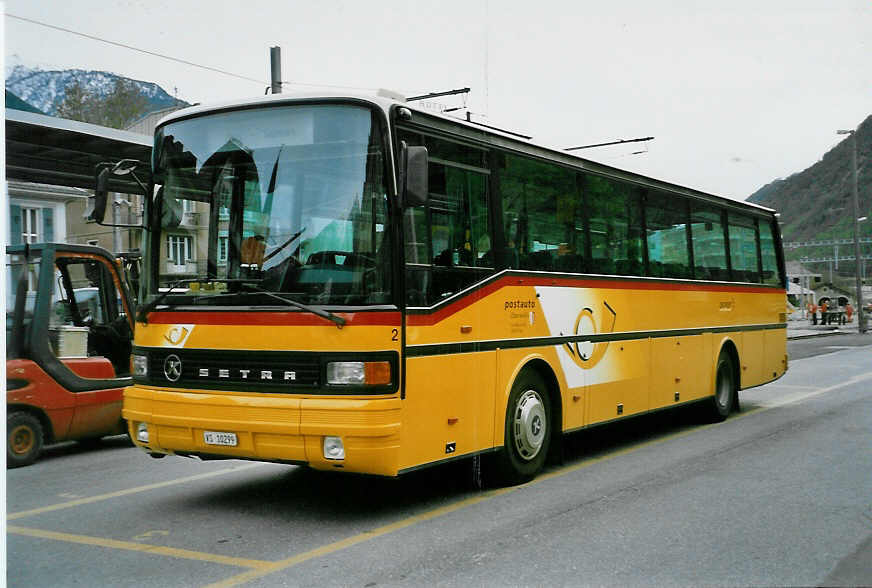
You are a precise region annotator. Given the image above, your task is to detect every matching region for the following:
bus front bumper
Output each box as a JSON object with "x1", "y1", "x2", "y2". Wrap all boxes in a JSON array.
[{"x1": 123, "y1": 386, "x2": 402, "y2": 476}]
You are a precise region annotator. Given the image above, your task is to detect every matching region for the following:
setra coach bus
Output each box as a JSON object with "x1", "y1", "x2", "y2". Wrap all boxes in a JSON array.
[{"x1": 92, "y1": 90, "x2": 787, "y2": 484}]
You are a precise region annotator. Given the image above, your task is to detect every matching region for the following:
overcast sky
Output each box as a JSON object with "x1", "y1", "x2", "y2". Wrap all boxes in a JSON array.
[{"x1": 4, "y1": 0, "x2": 870, "y2": 201}]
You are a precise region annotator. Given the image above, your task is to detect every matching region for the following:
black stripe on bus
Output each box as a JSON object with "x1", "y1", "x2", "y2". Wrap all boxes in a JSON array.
[{"x1": 404, "y1": 322, "x2": 786, "y2": 358}]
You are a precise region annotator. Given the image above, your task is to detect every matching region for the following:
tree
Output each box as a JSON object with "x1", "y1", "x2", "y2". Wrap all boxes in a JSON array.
[
  {"x1": 100, "y1": 79, "x2": 150, "y2": 129},
  {"x1": 55, "y1": 81, "x2": 96, "y2": 122},
  {"x1": 56, "y1": 78, "x2": 150, "y2": 130}
]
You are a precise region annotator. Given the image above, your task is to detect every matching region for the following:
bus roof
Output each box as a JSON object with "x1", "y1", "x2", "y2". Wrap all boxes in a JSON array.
[{"x1": 156, "y1": 90, "x2": 776, "y2": 217}]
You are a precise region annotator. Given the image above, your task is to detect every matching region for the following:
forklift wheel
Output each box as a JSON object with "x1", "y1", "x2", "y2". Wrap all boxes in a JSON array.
[{"x1": 7, "y1": 412, "x2": 44, "y2": 468}]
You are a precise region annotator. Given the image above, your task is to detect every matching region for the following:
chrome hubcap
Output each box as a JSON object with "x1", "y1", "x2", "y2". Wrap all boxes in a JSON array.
[{"x1": 513, "y1": 389, "x2": 546, "y2": 461}]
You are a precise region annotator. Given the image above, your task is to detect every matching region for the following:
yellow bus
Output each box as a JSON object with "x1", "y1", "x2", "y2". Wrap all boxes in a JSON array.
[{"x1": 111, "y1": 91, "x2": 787, "y2": 484}]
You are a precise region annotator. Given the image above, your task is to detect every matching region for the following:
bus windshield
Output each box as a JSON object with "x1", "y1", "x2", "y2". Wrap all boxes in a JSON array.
[{"x1": 146, "y1": 103, "x2": 391, "y2": 308}]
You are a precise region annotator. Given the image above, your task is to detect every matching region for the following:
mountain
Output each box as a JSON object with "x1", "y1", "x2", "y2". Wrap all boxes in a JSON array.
[
  {"x1": 5, "y1": 65, "x2": 189, "y2": 118},
  {"x1": 747, "y1": 115, "x2": 871, "y2": 261}
]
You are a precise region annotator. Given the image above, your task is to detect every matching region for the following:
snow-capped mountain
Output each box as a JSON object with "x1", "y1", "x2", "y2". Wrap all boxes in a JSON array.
[{"x1": 5, "y1": 64, "x2": 189, "y2": 116}]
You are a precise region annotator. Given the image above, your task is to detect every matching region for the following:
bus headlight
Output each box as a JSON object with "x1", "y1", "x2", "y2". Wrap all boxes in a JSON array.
[
  {"x1": 136, "y1": 422, "x2": 150, "y2": 443},
  {"x1": 326, "y1": 361, "x2": 391, "y2": 386},
  {"x1": 133, "y1": 354, "x2": 148, "y2": 377},
  {"x1": 323, "y1": 436, "x2": 345, "y2": 460}
]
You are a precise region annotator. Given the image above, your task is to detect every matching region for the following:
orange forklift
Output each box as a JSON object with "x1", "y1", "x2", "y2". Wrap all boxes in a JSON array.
[{"x1": 6, "y1": 243, "x2": 134, "y2": 467}]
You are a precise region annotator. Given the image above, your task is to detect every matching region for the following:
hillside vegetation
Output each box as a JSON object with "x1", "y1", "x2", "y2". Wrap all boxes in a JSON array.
[{"x1": 747, "y1": 115, "x2": 871, "y2": 270}]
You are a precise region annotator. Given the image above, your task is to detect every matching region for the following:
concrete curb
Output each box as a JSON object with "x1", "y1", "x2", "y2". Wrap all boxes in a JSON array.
[{"x1": 787, "y1": 330, "x2": 851, "y2": 340}]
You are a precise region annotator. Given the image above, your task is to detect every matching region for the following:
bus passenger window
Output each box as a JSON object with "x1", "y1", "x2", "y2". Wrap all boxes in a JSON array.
[
  {"x1": 646, "y1": 192, "x2": 691, "y2": 279},
  {"x1": 584, "y1": 174, "x2": 643, "y2": 276},
  {"x1": 728, "y1": 213, "x2": 760, "y2": 282},
  {"x1": 691, "y1": 205, "x2": 728, "y2": 281},
  {"x1": 498, "y1": 154, "x2": 583, "y2": 273},
  {"x1": 759, "y1": 221, "x2": 781, "y2": 286},
  {"x1": 400, "y1": 132, "x2": 491, "y2": 305}
]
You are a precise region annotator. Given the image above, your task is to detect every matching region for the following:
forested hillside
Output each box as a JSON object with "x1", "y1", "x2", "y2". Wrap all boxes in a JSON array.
[{"x1": 747, "y1": 115, "x2": 871, "y2": 265}]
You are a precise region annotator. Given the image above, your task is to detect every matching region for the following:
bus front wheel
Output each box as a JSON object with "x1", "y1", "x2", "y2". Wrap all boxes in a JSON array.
[
  {"x1": 708, "y1": 351, "x2": 735, "y2": 422},
  {"x1": 494, "y1": 371, "x2": 551, "y2": 485}
]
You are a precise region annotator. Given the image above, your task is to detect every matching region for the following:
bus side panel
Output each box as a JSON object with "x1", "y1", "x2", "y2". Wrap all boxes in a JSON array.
[
  {"x1": 763, "y1": 328, "x2": 788, "y2": 383},
  {"x1": 586, "y1": 338, "x2": 650, "y2": 423},
  {"x1": 651, "y1": 337, "x2": 680, "y2": 409},
  {"x1": 399, "y1": 352, "x2": 496, "y2": 470},
  {"x1": 682, "y1": 333, "x2": 711, "y2": 402},
  {"x1": 651, "y1": 334, "x2": 712, "y2": 407},
  {"x1": 740, "y1": 330, "x2": 765, "y2": 388}
]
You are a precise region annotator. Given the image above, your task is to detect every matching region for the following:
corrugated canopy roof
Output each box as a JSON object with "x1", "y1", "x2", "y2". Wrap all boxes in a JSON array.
[{"x1": 5, "y1": 109, "x2": 152, "y2": 193}]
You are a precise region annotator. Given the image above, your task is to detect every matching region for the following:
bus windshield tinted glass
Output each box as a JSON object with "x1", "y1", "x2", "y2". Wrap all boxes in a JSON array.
[{"x1": 148, "y1": 104, "x2": 391, "y2": 307}]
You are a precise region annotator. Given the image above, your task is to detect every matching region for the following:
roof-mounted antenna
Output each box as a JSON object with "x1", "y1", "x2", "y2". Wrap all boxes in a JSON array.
[
  {"x1": 565, "y1": 136, "x2": 654, "y2": 151},
  {"x1": 407, "y1": 87, "x2": 471, "y2": 102}
]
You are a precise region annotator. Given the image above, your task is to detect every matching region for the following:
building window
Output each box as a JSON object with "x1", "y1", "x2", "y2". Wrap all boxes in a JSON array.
[
  {"x1": 9, "y1": 204, "x2": 54, "y2": 245},
  {"x1": 167, "y1": 235, "x2": 193, "y2": 266},
  {"x1": 22, "y1": 207, "x2": 41, "y2": 243}
]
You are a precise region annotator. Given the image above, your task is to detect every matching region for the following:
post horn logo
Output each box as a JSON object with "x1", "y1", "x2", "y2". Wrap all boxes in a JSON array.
[
  {"x1": 164, "y1": 326, "x2": 189, "y2": 346},
  {"x1": 562, "y1": 300, "x2": 617, "y2": 370}
]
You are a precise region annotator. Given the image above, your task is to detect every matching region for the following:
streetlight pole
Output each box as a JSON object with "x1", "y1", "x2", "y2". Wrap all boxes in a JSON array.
[{"x1": 837, "y1": 129, "x2": 866, "y2": 333}]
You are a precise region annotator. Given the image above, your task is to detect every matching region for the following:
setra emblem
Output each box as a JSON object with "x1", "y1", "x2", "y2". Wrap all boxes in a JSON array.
[{"x1": 163, "y1": 354, "x2": 182, "y2": 382}]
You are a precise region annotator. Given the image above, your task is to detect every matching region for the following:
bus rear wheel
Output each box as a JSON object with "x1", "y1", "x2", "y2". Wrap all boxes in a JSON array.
[
  {"x1": 708, "y1": 351, "x2": 735, "y2": 422},
  {"x1": 494, "y1": 371, "x2": 551, "y2": 485},
  {"x1": 7, "y1": 412, "x2": 44, "y2": 468}
]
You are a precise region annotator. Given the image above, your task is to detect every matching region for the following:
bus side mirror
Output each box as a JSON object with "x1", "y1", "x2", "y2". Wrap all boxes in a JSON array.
[
  {"x1": 401, "y1": 143, "x2": 429, "y2": 208},
  {"x1": 88, "y1": 166, "x2": 111, "y2": 223}
]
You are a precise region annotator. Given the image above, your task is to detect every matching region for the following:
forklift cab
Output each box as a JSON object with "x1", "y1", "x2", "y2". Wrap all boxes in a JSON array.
[{"x1": 6, "y1": 243, "x2": 135, "y2": 467}]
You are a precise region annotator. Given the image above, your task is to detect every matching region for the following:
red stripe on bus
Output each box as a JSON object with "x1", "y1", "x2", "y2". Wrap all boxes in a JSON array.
[
  {"x1": 406, "y1": 275, "x2": 783, "y2": 326},
  {"x1": 146, "y1": 311, "x2": 401, "y2": 326}
]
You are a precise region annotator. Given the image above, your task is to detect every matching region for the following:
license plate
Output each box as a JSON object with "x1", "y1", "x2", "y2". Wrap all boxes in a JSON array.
[{"x1": 203, "y1": 431, "x2": 237, "y2": 446}]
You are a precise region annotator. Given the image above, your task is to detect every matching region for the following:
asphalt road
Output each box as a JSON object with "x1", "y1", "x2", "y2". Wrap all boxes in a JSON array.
[
  {"x1": 787, "y1": 331, "x2": 872, "y2": 360},
  {"x1": 7, "y1": 338, "x2": 872, "y2": 587}
]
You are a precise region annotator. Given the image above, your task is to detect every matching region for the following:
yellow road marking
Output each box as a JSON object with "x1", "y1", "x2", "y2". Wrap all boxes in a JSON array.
[
  {"x1": 204, "y1": 487, "x2": 515, "y2": 588},
  {"x1": 8, "y1": 526, "x2": 272, "y2": 569},
  {"x1": 207, "y1": 373, "x2": 872, "y2": 587},
  {"x1": 8, "y1": 463, "x2": 263, "y2": 521},
  {"x1": 205, "y1": 421, "x2": 739, "y2": 587},
  {"x1": 12, "y1": 368, "x2": 870, "y2": 586}
]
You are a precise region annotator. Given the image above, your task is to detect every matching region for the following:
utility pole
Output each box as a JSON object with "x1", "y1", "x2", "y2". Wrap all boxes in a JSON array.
[
  {"x1": 270, "y1": 46, "x2": 282, "y2": 94},
  {"x1": 838, "y1": 128, "x2": 866, "y2": 333}
]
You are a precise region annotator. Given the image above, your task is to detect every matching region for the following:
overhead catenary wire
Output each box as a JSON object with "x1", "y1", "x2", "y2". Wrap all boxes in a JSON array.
[
  {"x1": 5, "y1": 13, "x2": 383, "y2": 93},
  {"x1": 6, "y1": 13, "x2": 268, "y2": 86}
]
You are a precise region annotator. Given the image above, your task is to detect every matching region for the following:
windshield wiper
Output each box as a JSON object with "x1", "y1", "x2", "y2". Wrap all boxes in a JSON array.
[
  {"x1": 137, "y1": 280, "x2": 187, "y2": 324},
  {"x1": 262, "y1": 226, "x2": 306, "y2": 264},
  {"x1": 138, "y1": 278, "x2": 346, "y2": 328},
  {"x1": 239, "y1": 282, "x2": 346, "y2": 328}
]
